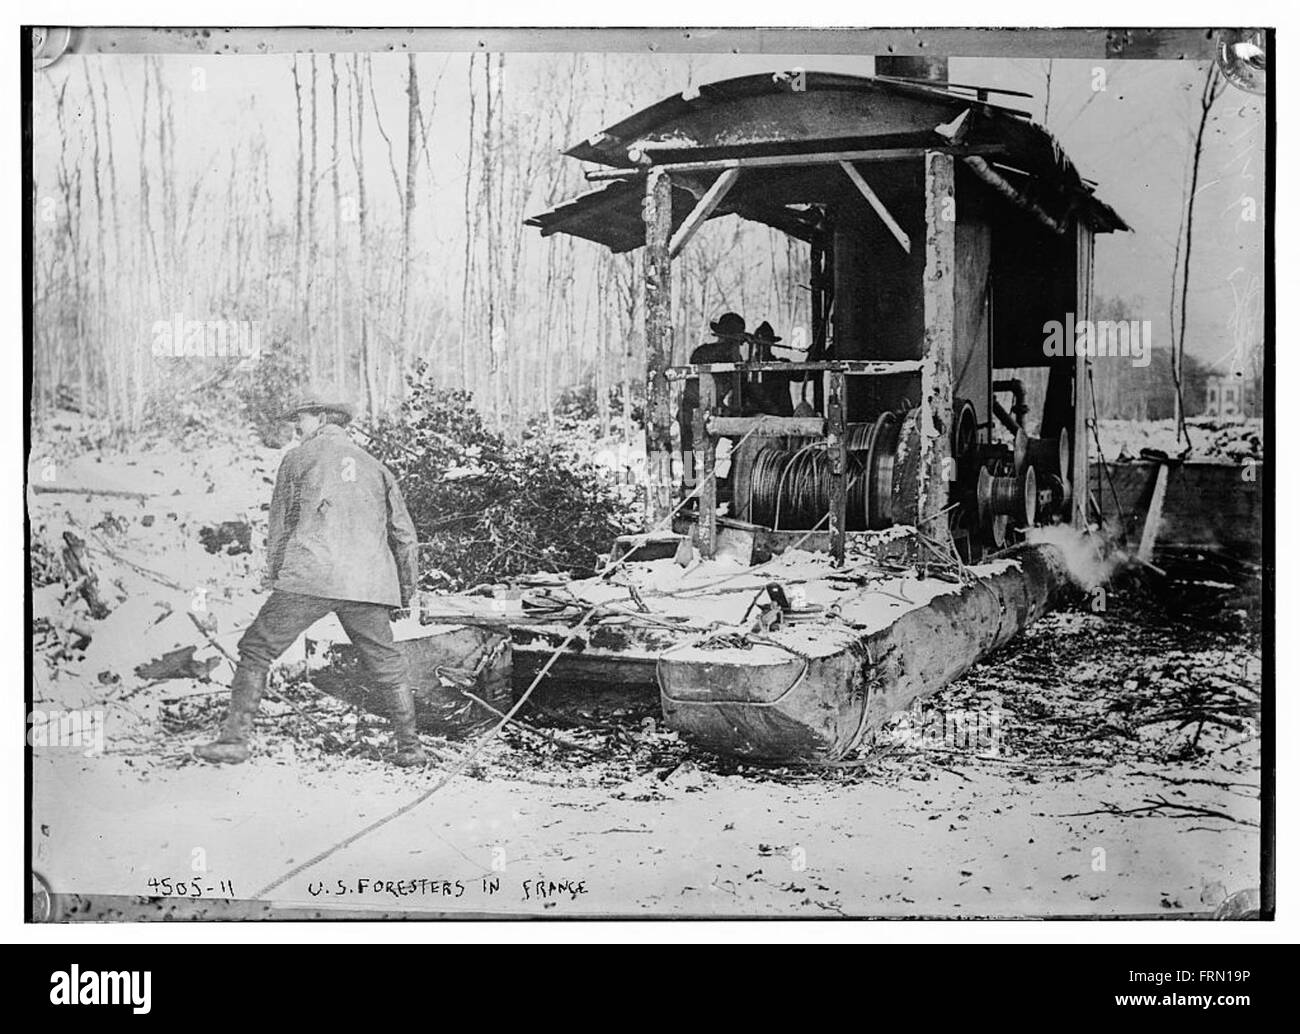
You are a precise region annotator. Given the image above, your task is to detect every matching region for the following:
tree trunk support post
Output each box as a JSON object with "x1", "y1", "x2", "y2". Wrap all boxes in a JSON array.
[
  {"x1": 696, "y1": 373, "x2": 718, "y2": 557},
  {"x1": 920, "y1": 151, "x2": 956, "y2": 542},
  {"x1": 827, "y1": 369, "x2": 848, "y2": 566},
  {"x1": 1073, "y1": 222, "x2": 1094, "y2": 527},
  {"x1": 644, "y1": 167, "x2": 675, "y2": 526}
]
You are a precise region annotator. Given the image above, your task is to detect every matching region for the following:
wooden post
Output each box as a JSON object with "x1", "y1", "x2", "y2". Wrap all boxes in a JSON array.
[
  {"x1": 1137, "y1": 461, "x2": 1170, "y2": 564},
  {"x1": 1072, "y1": 222, "x2": 1094, "y2": 527},
  {"x1": 696, "y1": 373, "x2": 717, "y2": 557},
  {"x1": 731, "y1": 435, "x2": 762, "y2": 523},
  {"x1": 644, "y1": 167, "x2": 674, "y2": 525},
  {"x1": 920, "y1": 151, "x2": 956, "y2": 541},
  {"x1": 827, "y1": 369, "x2": 848, "y2": 565},
  {"x1": 839, "y1": 160, "x2": 911, "y2": 253}
]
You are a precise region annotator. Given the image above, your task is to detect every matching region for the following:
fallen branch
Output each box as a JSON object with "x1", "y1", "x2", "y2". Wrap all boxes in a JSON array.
[
  {"x1": 78, "y1": 525, "x2": 187, "y2": 592},
  {"x1": 1130, "y1": 771, "x2": 1259, "y2": 791},
  {"x1": 33, "y1": 484, "x2": 153, "y2": 500},
  {"x1": 1060, "y1": 795, "x2": 1257, "y2": 827},
  {"x1": 459, "y1": 688, "x2": 602, "y2": 755},
  {"x1": 902, "y1": 746, "x2": 1106, "y2": 770},
  {"x1": 60, "y1": 531, "x2": 112, "y2": 619}
]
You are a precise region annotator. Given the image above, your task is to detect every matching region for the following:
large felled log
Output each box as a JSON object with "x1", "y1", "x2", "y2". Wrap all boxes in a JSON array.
[
  {"x1": 658, "y1": 543, "x2": 1074, "y2": 762},
  {"x1": 305, "y1": 623, "x2": 513, "y2": 737}
]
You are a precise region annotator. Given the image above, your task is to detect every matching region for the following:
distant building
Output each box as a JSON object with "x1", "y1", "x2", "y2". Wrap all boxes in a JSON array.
[{"x1": 1205, "y1": 372, "x2": 1245, "y2": 417}]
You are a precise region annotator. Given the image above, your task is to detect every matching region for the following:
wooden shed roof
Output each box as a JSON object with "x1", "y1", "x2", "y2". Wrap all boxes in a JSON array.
[{"x1": 526, "y1": 72, "x2": 1128, "y2": 252}]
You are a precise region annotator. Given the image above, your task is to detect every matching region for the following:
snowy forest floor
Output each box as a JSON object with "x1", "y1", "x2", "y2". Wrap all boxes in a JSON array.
[{"x1": 27, "y1": 413, "x2": 1263, "y2": 919}]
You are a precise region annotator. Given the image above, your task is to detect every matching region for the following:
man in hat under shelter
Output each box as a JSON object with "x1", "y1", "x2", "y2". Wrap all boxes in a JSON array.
[
  {"x1": 679, "y1": 311, "x2": 749, "y2": 456},
  {"x1": 195, "y1": 394, "x2": 426, "y2": 767},
  {"x1": 744, "y1": 320, "x2": 795, "y2": 419}
]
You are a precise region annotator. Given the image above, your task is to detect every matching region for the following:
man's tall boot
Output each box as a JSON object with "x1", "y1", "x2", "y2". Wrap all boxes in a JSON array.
[
  {"x1": 382, "y1": 683, "x2": 427, "y2": 767},
  {"x1": 194, "y1": 665, "x2": 266, "y2": 764}
]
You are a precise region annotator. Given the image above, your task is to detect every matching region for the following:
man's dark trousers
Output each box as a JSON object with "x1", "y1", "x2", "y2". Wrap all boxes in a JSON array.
[{"x1": 238, "y1": 590, "x2": 408, "y2": 686}]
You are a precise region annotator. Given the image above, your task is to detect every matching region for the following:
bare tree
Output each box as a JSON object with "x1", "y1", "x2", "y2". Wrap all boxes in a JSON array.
[
  {"x1": 305, "y1": 55, "x2": 320, "y2": 376},
  {"x1": 348, "y1": 55, "x2": 377, "y2": 414},
  {"x1": 398, "y1": 53, "x2": 420, "y2": 399},
  {"x1": 330, "y1": 54, "x2": 345, "y2": 389},
  {"x1": 460, "y1": 52, "x2": 478, "y2": 398},
  {"x1": 1171, "y1": 63, "x2": 1227, "y2": 451},
  {"x1": 290, "y1": 57, "x2": 305, "y2": 351}
]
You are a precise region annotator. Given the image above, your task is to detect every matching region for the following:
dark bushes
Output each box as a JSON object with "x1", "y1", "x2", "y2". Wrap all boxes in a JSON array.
[{"x1": 364, "y1": 362, "x2": 637, "y2": 590}]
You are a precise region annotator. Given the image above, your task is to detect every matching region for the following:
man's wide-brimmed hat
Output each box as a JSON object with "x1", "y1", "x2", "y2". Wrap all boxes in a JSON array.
[
  {"x1": 709, "y1": 312, "x2": 747, "y2": 340},
  {"x1": 751, "y1": 320, "x2": 783, "y2": 344},
  {"x1": 279, "y1": 394, "x2": 355, "y2": 423}
]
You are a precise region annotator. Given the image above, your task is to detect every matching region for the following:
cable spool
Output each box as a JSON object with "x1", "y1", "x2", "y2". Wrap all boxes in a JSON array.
[
  {"x1": 1044, "y1": 473, "x2": 1072, "y2": 513},
  {"x1": 773, "y1": 444, "x2": 829, "y2": 528},
  {"x1": 748, "y1": 446, "x2": 791, "y2": 528},
  {"x1": 844, "y1": 422, "x2": 875, "y2": 451},
  {"x1": 749, "y1": 443, "x2": 834, "y2": 530},
  {"x1": 1014, "y1": 428, "x2": 1069, "y2": 480},
  {"x1": 951, "y1": 399, "x2": 978, "y2": 468},
  {"x1": 746, "y1": 407, "x2": 919, "y2": 531},
  {"x1": 886, "y1": 407, "x2": 922, "y2": 529},
  {"x1": 868, "y1": 411, "x2": 902, "y2": 529},
  {"x1": 846, "y1": 418, "x2": 883, "y2": 528},
  {"x1": 978, "y1": 463, "x2": 1037, "y2": 536}
]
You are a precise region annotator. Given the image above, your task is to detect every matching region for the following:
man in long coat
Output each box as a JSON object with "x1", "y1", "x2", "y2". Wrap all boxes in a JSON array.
[{"x1": 196, "y1": 395, "x2": 425, "y2": 767}]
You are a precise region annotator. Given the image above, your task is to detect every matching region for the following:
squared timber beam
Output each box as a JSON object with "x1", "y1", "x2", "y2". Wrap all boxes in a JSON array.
[
  {"x1": 668, "y1": 168, "x2": 741, "y2": 258},
  {"x1": 839, "y1": 160, "x2": 911, "y2": 254},
  {"x1": 585, "y1": 144, "x2": 1004, "y2": 180},
  {"x1": 708, "y1": 415, "x2": 828, "y2": 438}
]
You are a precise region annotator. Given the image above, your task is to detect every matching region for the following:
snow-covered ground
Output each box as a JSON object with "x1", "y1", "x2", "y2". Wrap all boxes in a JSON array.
[
  {"x1": 27, "y1": 415, "x2": 1263, "y2": 919},
  {"x1": 1095, "y1": 417, "x2": 1263, "y2": 463}
]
